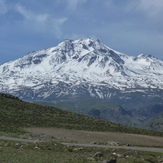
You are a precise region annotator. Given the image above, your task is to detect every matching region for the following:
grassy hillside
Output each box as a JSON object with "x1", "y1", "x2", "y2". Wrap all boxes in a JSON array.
[
  {"x1": 0, "y1": 93, "x2": 163, "y2": 136},
  {"x1": 35, "y1": 97, "x2": 132, "y2": 125},
  {"x1": 141, "y1": 112, "x2": 163, "y2": 131},
  {"x1": 35, "y1": 97, "x2": 163, "y2": 130}
]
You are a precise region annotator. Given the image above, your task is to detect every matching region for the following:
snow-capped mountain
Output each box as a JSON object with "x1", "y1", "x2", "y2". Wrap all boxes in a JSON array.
[{"x1": 0, "y1": 38, "x2": 163, "y2": 100}]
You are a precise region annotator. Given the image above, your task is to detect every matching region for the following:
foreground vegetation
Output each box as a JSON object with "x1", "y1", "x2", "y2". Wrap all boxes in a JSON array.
[
  {"x1": 1, "y1": 93, "x2": 163, "y2": 162},
  {"x1": 0, "y1": 93, "x2": 163, "y2": 137},
  {"x1": 0, "y1": 139, "x2": 163, "y2": 163}
]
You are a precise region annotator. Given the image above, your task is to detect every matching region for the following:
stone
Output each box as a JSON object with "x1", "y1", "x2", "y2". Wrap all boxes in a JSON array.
[
  {"x1": 116, "y1": 153, "x2": 125, "y2": 158},
  {"x1": 93, "y1": 152, "x2": 104, "y2": 158},
  {"x1": 108, "y1": 140, "x2": 119, "y2": 146},
  {"x1": 73, "y1": 147, "x2": 83, "y2": 151},
  {"x1": 87, "y1": 157, "x2": 95, "y2": 161}
]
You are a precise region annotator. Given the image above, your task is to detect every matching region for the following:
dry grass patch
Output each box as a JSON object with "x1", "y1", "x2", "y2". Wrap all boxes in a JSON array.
[{"x1": 25, "y1": 128, "x2": 163, "y2": 147}]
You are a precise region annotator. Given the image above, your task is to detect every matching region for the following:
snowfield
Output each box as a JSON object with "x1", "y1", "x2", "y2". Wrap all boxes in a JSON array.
[{"x1": 0, "y1": 38, "x2": 163, "y2": 100}]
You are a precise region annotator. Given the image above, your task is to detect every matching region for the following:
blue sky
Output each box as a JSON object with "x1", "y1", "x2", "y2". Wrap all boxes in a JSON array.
[{"x1": 0, "y1": 0, "x2": 163, "y2": 64}]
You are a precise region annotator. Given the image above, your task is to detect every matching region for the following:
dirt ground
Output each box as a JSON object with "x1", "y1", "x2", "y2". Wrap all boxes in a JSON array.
[{"x1": 25, "y1": 127, "x2": 163, "y2": 147}]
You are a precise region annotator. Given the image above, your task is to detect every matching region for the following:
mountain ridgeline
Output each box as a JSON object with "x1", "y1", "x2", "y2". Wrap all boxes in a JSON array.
[
  {"x1": 0, "y1": 38, "x2": 163, "y2": 100},
  {"x1": 0, "y1": 38, "x2": 163, "y2": 131}
]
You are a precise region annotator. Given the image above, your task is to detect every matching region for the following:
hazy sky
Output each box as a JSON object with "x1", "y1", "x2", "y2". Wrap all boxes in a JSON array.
[{"x1": 0, "y1": 0, "x2": 163, "y2": 64}]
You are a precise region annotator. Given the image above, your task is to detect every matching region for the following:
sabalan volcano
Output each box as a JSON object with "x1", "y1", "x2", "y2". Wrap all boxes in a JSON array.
[
  {"x1": 0, "y1": 38, "x2": 163, "y2": 130},
  {"x1": 0, "y1": 38, "x2": 163, "y2": 100}
]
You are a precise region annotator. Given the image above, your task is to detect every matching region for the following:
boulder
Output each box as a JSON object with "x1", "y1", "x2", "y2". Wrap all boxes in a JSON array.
[
  {"x1": 108, "y1": 140, "x2": 119, "y2": 146},
  {"x1": 93, "y1": 152, "x2": 104, "y2": 158}
]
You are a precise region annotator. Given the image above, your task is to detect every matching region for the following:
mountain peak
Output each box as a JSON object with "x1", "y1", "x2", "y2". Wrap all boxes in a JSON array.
[
  {"x1": 58, "y1": 38, "x2": 101, "y2": 49},
  {"x1": 75, "y1": 38, "x2": 100, "y2": 43},
  {"x1": 0, "y1": 38, "x2": 163, "y2": 100}
]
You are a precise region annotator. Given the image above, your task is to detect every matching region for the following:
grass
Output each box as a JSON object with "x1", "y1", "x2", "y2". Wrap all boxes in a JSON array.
[
  {"x1": 35, "y1": 97, "x2": 134, "y2": 128},
  {"x1": 0, "y1": 139, "x2": 163, "y2": 163},
  {"x1": 1, "y1": 93, "x2": 163, "y2": 137}
]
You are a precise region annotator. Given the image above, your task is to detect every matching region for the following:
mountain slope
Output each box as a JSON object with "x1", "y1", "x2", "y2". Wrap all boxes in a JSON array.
[
  {"x1": 1, "y1": 92, "x2": 163, "y2": 136},
  {"x1": 0, "y1": 38, "x2": 163, "y2": 101},
  {"x1": 35, "y1": 97, "x2": 132, "y2": 125}
]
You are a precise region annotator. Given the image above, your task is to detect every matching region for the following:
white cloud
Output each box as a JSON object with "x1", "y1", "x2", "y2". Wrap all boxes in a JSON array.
[
  {"x1": 64, "y1": 33, "x2": 85, "y2": 40},
  {"x1": 0, "y1": 0, "x2": 7, "y2": 14},
  {"x1": 139, "y1": 0, "x2": 163, "y2": 17},
  {"x1": 66, "y1": 0, "x2": 87, "y2": 10},
  {"x1": 15, "y1": 4, "x2": 48, "y2": 22},
  {"x1": 15, "y1": 4, "x2": 67, "y2": 39}
]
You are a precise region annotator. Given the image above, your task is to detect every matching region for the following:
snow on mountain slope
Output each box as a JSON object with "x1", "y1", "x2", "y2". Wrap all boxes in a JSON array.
[{"x1": 0, "y1": 38, "x2": 163, "y2": 100}]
